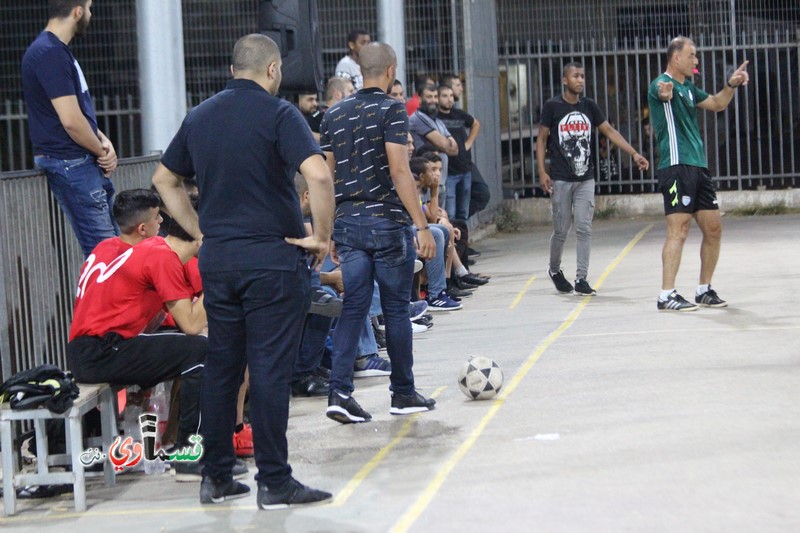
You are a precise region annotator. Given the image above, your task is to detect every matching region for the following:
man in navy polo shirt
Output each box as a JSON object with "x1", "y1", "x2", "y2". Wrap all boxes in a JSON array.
[
  {"x1": 22, "y1": 0, "x2": 118, "y2": 257},
  {"x1": 153, "y1": 34, "x2": 334, "y2": 509},
  {"x1": 320, "y1": 42, "x2": 437, "y2": 424}
]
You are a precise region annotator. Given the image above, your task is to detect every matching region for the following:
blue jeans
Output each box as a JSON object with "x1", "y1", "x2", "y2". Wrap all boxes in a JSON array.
[
  {"x1": 330, "y1": 216, "x2": 416, "y2": 396},
  {"x1": 200, "y1": 264, "x2": 310, "y2": 488},
  {"x1": 426, "y1": 224, "x2": 449, "y2": 297},
  {"x1": 293, "y1": 278, "x2": 335, "y2": 380},
  {"x1": 445, "y1": 170, "x2": 472, "y2": 221},
  {"x1": 34, "y1": 154, "x2": 118, "y2": 257},
  {"x1": 355, "y1": 282, "x2": 382, "y2": 356}
]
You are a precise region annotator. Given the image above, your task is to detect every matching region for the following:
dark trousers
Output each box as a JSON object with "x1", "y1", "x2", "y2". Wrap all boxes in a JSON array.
[
  {"x1": 200, "y1": 265, "x2": 310, "y2": 487},
  {"x1": 469, "y1": 164, "x2": 491, "y2": 217},
  {"x1": 67, "y1": 332, "x2": 206, "y2": 445}
]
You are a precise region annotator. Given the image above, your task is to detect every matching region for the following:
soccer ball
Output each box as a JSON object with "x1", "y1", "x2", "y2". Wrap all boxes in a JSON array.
[{"x1": 458, "y1": 356, "x2": 504, "y2": 400}]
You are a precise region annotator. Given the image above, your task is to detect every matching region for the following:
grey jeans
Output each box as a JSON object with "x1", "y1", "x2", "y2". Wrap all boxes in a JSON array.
[{"x1": 549, "y1": 179, "x2": 596, "y2": 280}]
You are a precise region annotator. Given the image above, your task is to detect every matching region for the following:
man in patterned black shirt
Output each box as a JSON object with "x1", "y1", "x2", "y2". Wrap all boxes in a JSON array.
[{"x1": 320, "y1": 42, "x2": 437, "y2": 424}]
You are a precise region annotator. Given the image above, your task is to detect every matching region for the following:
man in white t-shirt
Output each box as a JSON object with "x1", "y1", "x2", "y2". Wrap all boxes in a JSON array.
[{"x1": 334, "y1": 28, "x2": 371, "y2": 90}]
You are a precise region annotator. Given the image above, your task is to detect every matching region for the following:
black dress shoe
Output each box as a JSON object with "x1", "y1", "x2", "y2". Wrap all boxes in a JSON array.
[
  {"x1": 291, "y1": 374, "x2": 330, "y2": 397},
  {"x1": 467, "y1": 247, "x2": 481, "y2": 258},
  {"x1": 459, "y1": 273, "x2": 489, "y2": 286},
  {"x1": 454, "y1": 276, "x2": 479, "y2": 290}
]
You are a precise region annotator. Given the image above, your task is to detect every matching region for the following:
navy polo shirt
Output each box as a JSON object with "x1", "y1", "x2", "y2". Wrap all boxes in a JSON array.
[
  {"x1": 22, "y1": 31, "x2": 98, "y2": 158},
  {"x1": 161, "y1": 78, "x2": 322, "y2": 273},
  {"x1": 319, "y1": 87, "x2": 412, "y2": 225}
]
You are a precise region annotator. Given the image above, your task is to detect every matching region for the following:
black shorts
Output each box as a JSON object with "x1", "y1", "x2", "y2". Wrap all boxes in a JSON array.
[{"x1": 657, "y1": 165, "x2": 719, "y2": 215}]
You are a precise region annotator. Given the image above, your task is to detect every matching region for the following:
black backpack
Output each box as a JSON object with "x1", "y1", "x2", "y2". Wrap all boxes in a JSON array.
[{"x1": 0, "y1": 364, "x2": 80, "y2": 414}]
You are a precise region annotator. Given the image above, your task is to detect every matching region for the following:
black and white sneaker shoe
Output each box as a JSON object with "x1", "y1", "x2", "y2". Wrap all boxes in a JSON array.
[
  {"x1": 326, "y1": 390, "x2": 372, "y2": 424},
  {"x1": 695, "y1": 288, "x2": 727, "y2": 308},
  {"x1": 548, "y1": 269, "x2": 573, "y2": 293},
  {"x1": 657, "y1": 291, "x2": 699, "y2": 312},
  {"x1": 574, "y1": 278, "x2": 596, "y2": 296},
  {"x1": 200, "y1": 477, "x2": 251, "y2": 504},
  {"x1": 389, "y1": 391, "x2": 436, "y2": 415},
  {"x1": 257, "y1": 478, "x2": 332, "y2": 510}
]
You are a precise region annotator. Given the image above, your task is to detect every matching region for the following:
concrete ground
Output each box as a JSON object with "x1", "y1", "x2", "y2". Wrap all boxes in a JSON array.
[{"x1": 2, "y1": 214, "x2": 799, "y2": 532}]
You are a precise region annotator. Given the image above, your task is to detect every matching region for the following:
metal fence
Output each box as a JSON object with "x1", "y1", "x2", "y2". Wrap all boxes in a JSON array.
[
  {"x1": 497, "y1": 0, "x2": 800, "y2": 196},
  {"x1": 0, "y1": 156, "x2": 161, "y2": 384},
  {"x1": 1, "y1": 0, "x2": 465, "y2": 172}
]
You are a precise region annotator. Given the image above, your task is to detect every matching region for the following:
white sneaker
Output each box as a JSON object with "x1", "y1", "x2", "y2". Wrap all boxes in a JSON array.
[{"x1": 411, "y1": 321, "x2": 428, "y2": 334}]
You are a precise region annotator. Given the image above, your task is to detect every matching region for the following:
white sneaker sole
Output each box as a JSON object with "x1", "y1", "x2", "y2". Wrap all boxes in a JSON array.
[
  {"x1": 326, "y1": 406, "x2": 369, "y2": 423},
  {"x1": 389, "y1": 406, "x2": 435, "y2": 415}
]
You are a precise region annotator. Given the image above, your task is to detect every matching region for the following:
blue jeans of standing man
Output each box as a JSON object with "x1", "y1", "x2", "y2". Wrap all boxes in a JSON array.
[
  {"x1": 330, "y1": 216, "x2": 416, "y2": 396},
  {"x1": 200, "y1": 263, "x2": 310, "y2": 488},
  {"x1": 34, "y1": 154, "x2": 118, "y2": 257},
  {"x1": 445, "y1": 170, "x2": 472, "y2": 221}
]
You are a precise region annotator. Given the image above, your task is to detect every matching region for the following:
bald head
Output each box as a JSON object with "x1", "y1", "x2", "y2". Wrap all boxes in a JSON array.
[
  {"x1": 359, "y1": 42, "x2": 396, "y2": 80},
  {"x1": 667, "y1": 36, "x2": 695, "y2": 63},
  {"x1": 232, "y1": 34, "x2": 280, "y2": 74}
]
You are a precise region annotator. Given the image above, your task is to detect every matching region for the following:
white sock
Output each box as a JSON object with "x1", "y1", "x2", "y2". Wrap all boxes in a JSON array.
[
  {"x1": 696, "y1": 284, "x2": 710, "y2": 296},
  {"x1": 659, "y1": 289, "x2": 675, "y2": 301},
  {"x1": 456, "y1": 265, "x2": 469, "y2": 277}
]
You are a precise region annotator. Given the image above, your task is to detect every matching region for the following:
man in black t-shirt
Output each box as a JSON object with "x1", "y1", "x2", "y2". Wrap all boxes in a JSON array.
[
  {"x1": 437, "y1": 84, "x2": 480, "y2": 221},
  {"x1": 320, "y1": 42, "x2": 437, "y2": 424},
  {"x1": 536, "y1": 62, "x2": 649, "y2": 296},
  {"x1": 154, "y1": 34, "x2": 334, "y2": 509}
]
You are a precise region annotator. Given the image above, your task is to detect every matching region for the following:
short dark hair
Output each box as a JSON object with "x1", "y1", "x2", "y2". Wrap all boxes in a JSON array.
[
  {"x1": 667, "y1": 36, "x2": 694, "y2": 63},
  {"x1": 347, "y1": 28, "x2": 370, "y2": 44},
  {"x1": 414, "y1": 74, "x2": 434, "y2": 94},
  {"x1": 113, "y1": 189, "x2": 161, "y2": 234},
  {"x1": 420, "y1": 151, "x2": 441, "y2": 163},
  {"x1": 419, "y1": 83, "x2": 437, "y2": 97},
  {"x1": 162, "y1": 194, "x2": 199, "y2": 242},
  {"x1": 49, "y1": 0, "x2": 86, "y2": 19},
  {"x1": 409, "y1": 157, "x2": 430, "y2": 178},
  {"x1": 441, "y1": 73, "x2": 460, "y2": 86},
  {"x1": 562, "y1": 62, "x2": 583, "y2": 77}
]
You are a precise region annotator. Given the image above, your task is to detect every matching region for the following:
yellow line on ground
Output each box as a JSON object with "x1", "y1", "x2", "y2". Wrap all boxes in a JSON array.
[
  {"x1": 390, "y1": 224, "x2": 654, "y2": 533},
  {"x1": 509, "y1": 273, "x2": 537, "y2": 309},
  {"x1": 330, "y1": 385, "x2": 447, "y2": 507}
]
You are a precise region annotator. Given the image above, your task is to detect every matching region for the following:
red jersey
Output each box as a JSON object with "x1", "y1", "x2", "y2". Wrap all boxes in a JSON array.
[
  {"x1": 69, "y1": 237, "x2": 194, "y2": 340},
  {"x1": 406, "y1": 94, "x2": 420, "y2": 116},
  {"x1": 162, "y1": 257, "x2": 202, "y2": 329}
]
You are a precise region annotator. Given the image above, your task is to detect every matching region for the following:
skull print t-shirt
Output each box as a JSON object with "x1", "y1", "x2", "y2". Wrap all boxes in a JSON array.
[{"x1": 540, "y1": 95, "x2": 606, "y2": 182}]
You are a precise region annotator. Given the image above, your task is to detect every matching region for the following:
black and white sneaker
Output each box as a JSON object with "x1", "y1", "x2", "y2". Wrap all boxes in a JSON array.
[
  {"x1": 548, "y1": 269, "x2": 573, "y2": 293},
  {"x1": 695, "y1": 288, "x2": 727, "y2": 308},
  {"x1": 199, "y1": 477, "x2": 251, "y2": 504},
  {"x1": 657, "y1": 291, "x2": 699, "y2": 312},
  {"x1": 257, "y1": 478, "x2": 332, "y2": 510},
  {"x1": 389, "y1": 391, "x2": 436, "y2": 415},
  {"x1": 326, "y1": 390, "x2": 372, "y2": 424},
  {"x1": 574, "y1": 278, "x2": 596, "y2": 296}
]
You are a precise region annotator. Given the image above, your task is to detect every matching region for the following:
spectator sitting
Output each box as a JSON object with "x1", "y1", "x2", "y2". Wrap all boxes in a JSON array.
[
  {"x1": 421, "y1": 152, "x2": 489, "y2": 290},
  {"x1": 410, "y1": 156, "x2": 462, "y2": 311},
  {"x1": 65, "y1": 188, "x2": 247, "y2": 482}
]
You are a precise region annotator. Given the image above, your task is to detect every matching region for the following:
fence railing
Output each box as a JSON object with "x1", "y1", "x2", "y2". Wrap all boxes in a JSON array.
[
  {"x1": 1, "y1": 95, "x2": 141, "y2": 173},
  {"x1": 0, "y1": 155, "x2": 160, "y2": 384},
  {"x1": 499, "y1": 30, "x2": 800, "y2": 196}
]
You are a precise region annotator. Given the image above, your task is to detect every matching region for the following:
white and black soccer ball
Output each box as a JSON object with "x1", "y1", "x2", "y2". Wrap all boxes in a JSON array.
[{"x1": 458, "y1": 356, "x2": 504, "y2": 400}]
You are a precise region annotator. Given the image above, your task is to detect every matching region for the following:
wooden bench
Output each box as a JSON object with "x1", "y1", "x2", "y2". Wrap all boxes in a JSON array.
[{"x1": 1, "y1": 383, "x2": 118, "y2": 515}]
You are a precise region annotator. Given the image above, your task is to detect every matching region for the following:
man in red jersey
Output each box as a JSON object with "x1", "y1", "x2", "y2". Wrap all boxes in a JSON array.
[{"x1": 67, "y1": 188, "x2": 208, "y2": 457}]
